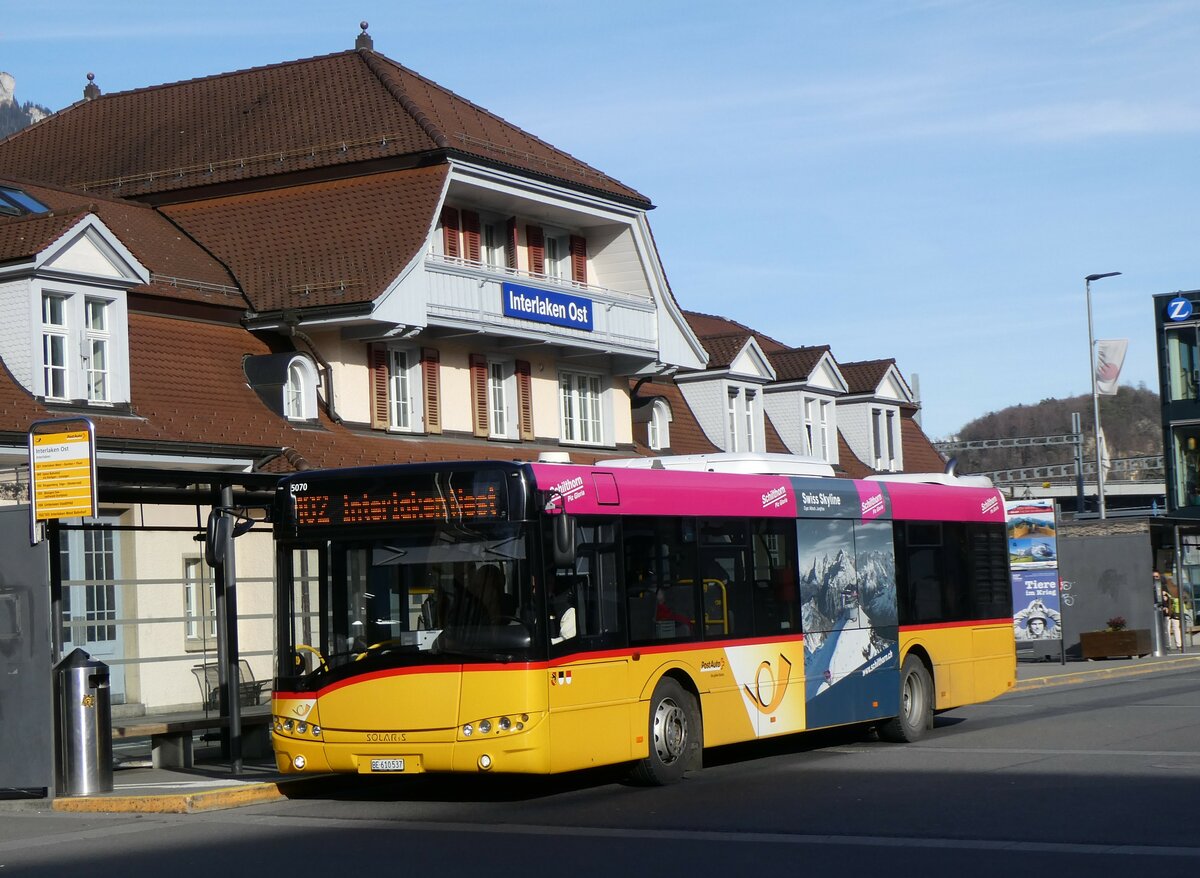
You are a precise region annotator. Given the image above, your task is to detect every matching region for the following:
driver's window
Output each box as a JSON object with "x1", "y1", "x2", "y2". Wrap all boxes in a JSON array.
[{"x1": 551, "y1": 519, "x2": 620, "y2": 654}]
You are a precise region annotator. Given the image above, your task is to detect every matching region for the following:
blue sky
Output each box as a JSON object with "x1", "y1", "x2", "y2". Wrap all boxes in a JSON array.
[{"x1": 3, "y1": 1, "x2": 1198, "y2": 439}]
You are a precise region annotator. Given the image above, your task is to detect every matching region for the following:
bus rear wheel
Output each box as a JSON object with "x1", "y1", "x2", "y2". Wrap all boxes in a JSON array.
[
  {"x1": 630, "y1": 677, "x2": 700, "y2": 785},
  {"x1": 879, "y1": 654, "x2": 932, "y2": 743}
]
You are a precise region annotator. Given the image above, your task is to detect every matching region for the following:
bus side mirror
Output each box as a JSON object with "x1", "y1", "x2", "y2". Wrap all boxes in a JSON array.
[
  {"x1": 553, "y1": 514, "x2": 577, "y2": 569},
  {"x1": 204, "y1": 510, "x2": 231, "y2": 567}
]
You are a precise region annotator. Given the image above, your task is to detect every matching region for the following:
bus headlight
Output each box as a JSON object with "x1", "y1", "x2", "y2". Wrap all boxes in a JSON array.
[
  {"x1": 478, "y1": 719, "x2": 492, "y2": 734},
  {"x1": 498, "y1": 716, "x2": 511, "y2": 731},
  {"x1": 462, "y1": 723, "x2": 474, "y2": 737}
]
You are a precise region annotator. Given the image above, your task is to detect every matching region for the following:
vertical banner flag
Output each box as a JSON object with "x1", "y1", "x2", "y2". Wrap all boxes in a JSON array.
[{"x1": 1095, "y1": 339, "x2": 1128, "y2": 396}]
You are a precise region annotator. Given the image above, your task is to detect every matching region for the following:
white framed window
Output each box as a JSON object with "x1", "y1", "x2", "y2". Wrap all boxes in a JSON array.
[
  {"x1": 387, "y1": 348, "x2": 422, "y2": 432},
  {"x1": 284, "y1": 356, "x2": 319, "y2": 421},
  {"x1": 487, "y1": 358, "x2": 517, "y2": 439},
  {"x1": 41, "y1": 293, "x2": 68, "y2": 400},
  {"x1": 544, "y1": 231, "x2": 569, "y2": 280},
  {"x1": 560, "y1": 370, "x2": 603, "y2": 445},
  {"x1": 37, "y1": 288, "x2": 127, "y2": 404},
  {"x1": 872, "y1": 407, "x2": 898, "y2": 470},
  {"x1": 184, "y1": 555, "x2": 217, "y2": 647},
  {"x1": 483, "y1": 220, "x2": 505, "y2": 269},
  {"x1": 803, "y1": 396, "x2": 832, "y2": 461},
  {"x1": 745, "y1": 390, "x2": 757, "y2": 453},
  {"x1": 648, "y1": 399, "x2": 672, "y2": 451},
  {"x1": 727, "y1": 389, "x2": 740, "y2": 451},
  {"x1": 84, "y1": 297, "x2": 109, "y2": 402}
]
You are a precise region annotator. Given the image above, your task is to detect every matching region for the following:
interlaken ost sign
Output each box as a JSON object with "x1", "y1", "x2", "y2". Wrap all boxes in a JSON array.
[
  {"x1": 502, "y1": 282, "x2": 594, "y2": 332},
  {"x1": 28, "y1": 418, "x2": 98, "y2": 542}
]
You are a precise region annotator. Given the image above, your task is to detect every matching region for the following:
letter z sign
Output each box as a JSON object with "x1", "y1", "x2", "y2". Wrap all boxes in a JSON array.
[{"x1": 1168, "y1": 296, "x2": 1193, "y2": 322}]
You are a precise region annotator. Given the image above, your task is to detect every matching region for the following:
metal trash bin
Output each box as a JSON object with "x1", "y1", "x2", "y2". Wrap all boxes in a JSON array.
[{"x1": 54, "y1": 648, "x2": 113, "y2": 796}]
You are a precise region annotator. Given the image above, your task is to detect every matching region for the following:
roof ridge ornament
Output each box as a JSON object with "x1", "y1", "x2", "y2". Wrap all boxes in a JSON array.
[
  {"x1": 355, "y1": 20, "x2": 373, "y2": 51},
  {"x1": 84, "y1": 72, "x2": 100, "y2": 101}
]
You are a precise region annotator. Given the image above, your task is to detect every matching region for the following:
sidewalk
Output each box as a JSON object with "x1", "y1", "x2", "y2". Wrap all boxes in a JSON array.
[
  {"x1": 6, "y1": 651, "x2": 1199, "y2": 815},
  {"x1": 0, "y1": 743, "x2": 321, "y2": 816},
  {"x1": 1014, "y1": 650, "x2": 1200, "y2": 692}
]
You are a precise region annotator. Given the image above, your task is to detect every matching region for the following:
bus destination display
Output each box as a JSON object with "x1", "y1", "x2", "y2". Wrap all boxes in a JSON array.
[{"x1": 292, "y1": 484, "x2": 502, "y2": 528}]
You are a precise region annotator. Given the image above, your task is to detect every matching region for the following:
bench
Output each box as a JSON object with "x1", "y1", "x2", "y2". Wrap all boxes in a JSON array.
[
  {"x1": 112, "y1": 709, "x2": 272, "y2": 769},
  {"x1": 191, "y1": 660, "x2": 271, "y2": 711}
]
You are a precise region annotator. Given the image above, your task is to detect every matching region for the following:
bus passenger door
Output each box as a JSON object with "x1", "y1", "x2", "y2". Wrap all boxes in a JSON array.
[{"x1": 547, "y1": 520, "x2": 633, "y2": 771}]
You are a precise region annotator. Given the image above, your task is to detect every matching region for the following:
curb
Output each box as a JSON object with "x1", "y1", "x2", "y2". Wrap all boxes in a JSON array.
[
  {"x1": 52, "y1": 780, "x2": 287, "y2": 815},
  {"x1": 1012, "y1": 654, "x2": 1200, "y2": 693}
]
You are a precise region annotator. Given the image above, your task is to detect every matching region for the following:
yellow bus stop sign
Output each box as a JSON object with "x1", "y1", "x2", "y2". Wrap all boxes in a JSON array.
[{"x1": 28, "y1": 418, "x2": 98, "y2": 532}]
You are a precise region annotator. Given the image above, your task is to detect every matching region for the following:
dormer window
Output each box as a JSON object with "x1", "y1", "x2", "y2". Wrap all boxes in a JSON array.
[
  {"x1": 648, "y1": 399, "x2": 672, "y2": 451},
  {"x1": 38, "y1": 289, "x2": 127, "y2": 405},
  {"x1": 284, "y1": 356, "x2": 319, "y2": 421}
]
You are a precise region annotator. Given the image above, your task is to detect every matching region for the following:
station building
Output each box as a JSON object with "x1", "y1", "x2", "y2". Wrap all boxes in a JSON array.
[{"x1": 0, "y1": 25, "x2": 944, "y2": 720}]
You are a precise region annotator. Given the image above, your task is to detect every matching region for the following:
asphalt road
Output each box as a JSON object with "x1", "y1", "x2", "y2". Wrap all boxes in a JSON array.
[{"x1": 5, "y1": 664, "x2": 1200, "y2": 877}]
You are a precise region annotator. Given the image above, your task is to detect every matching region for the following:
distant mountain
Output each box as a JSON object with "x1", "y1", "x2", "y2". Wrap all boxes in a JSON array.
[
  {"x1": 0, "y1": 72, "x2": 52, "y2": 138},
  {"x1": 951, "y1": 384, "x2": 1161, "y2": 477}
]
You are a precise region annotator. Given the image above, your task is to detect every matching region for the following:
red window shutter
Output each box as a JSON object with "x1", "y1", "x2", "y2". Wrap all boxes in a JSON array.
[
  {"x1": 526, "y1": 225, "x2": 545, "y2": 276},
  {"x1": 421, "y1": 347, "x2": 441, "y2": 435},
  {"x1": 505, "y1": 218, "x2": 518, "y2": 270},
  {"x1": 462, "y1": 210, "x2": 481, "y2": 264},
  {"x1": 516, "y1": 359, "x2": 534, "y2": 441},
  {"x1": 469, "y1": 353, "x2": 489, "y2": 438},
  {"x1": 441, "y1": 207, "x2": 461, "y2": 259},
  {"x1": 569, "y1": 234, "x2": 587, "y2": 284},
  {"x1": 369, "y1": 343, "x2": 389, "y2": 430}
]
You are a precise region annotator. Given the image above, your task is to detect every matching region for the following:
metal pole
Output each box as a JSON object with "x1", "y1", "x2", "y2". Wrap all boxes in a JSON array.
[
  {"x1": 1086, "y1": 278, "x2": 1106, "y2": 519},
  {"x1": 1176, "y1": 527, "x2": 1186, "y2": 655}
]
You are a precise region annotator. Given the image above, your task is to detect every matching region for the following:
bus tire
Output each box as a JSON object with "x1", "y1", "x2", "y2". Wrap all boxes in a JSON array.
[
  {"x1": 879, "y1": 654, "x2": 932, "y2": 743},
  {"x1": 630, "y1": 677, "x2": 700, "y2": 785}
]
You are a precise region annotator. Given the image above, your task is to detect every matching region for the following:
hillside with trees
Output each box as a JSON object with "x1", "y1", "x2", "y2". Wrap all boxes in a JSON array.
[
  {"x1": 950, "y1": 384, "x2": 1161, "y2": 477},
  {"x1": 0, "y1": 72, "x2": 51, "y2": 138}
]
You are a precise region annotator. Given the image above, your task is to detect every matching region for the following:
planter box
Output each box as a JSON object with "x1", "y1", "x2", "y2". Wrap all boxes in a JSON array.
[{"x1": 1079, "y1": 628, "x2": 1151, "y2": 659}]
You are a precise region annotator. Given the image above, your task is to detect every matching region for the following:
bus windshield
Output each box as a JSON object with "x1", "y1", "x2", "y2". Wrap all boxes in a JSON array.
[{"x1": 284, "y1": 522, "x2": 537, "y2": 676}]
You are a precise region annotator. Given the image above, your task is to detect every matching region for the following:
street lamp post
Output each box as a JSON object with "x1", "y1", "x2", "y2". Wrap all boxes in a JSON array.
[{"x1": 1086, "y1": 271, "x2": 1122, "y2": 519}]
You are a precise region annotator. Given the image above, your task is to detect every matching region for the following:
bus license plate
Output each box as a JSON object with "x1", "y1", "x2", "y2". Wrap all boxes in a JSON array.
[{"x1": 370, "y1": 758, "x2": 405, "y2": 772}]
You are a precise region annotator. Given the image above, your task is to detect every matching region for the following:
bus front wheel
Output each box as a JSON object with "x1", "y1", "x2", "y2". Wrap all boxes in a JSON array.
[
  {"x1": 630, "y1": 677, "x2": 700, "y2": 785},
  {"x1": 879, "y1": 654, "x2": 932, "y2": 743}
]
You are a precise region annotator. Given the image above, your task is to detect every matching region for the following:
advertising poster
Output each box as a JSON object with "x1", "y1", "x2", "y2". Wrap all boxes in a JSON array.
[
  {"x1": 1012, "y1": 570, "x2": 1063, "y2": 641},
  {"x1": 1005, "y1": 499, "x2": 1062, "y2": 642}
]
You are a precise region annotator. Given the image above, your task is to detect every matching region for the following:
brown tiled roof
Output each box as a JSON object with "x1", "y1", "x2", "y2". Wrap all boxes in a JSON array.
[
  {"x1": 900, "y1": 412, "x2": 947, "y2": 473},
  {"x1": 767, "y1": 346, "x2": 831, "y2": 382},
  {"x1": 841, "y1": 359, "x2": 895, "y2": 395},
  {"x1": 0, "y1": 179, "x2": 246, "y2": 309},
  {"x1": 682, "y1": 310, "x2": 790, "y2": 352},
  {"x1": 697, "y1": 333, "x2": 751, "y2": 369},
  {"x1": 0, "y1": 210, "x2": 89, "y2": 264},
  {"x1": 0, "y1": 50, "x2": 646, "y2": 206},
  {"x1": 161, "y1": 166, "x2": 446, "y2": 312},
  {"x1": 629, "y1": 380, "x2": 719, "y2": 456}
]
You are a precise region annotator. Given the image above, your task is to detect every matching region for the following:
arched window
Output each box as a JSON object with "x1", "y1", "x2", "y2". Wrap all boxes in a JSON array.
[
  {"x1": 648, "y1": 399, "x2": 672, "y2": 451},
  {"x1": 284, "y1": 356, "x2": 319, "y2": 421}
]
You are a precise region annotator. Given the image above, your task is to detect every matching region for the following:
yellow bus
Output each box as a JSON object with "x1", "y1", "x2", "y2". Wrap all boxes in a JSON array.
[{"x1": 270, "y1": 455, "x2": 1014, "y2": 784}]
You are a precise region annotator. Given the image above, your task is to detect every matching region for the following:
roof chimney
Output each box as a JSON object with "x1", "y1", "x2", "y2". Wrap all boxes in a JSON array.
[
  {"x1": 355, "y1": 21, "x2": 373, "y2": 50},
  {"x1": 83, "y1": 72, "x2": 100, "y2": 101}
]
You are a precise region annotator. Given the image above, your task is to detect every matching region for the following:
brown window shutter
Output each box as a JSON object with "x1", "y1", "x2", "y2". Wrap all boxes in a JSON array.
[
  {"x1": 569, "y1": 235, "x2": 587, "y2": 284},
  {"x1": 462, "y1": 210, "x2": 481, "y2": 264},
  {"x1": 441, "y1": 207, "x2": 461, "y2": 259},
  {"x1": 421, "y1": 347, "x2": 442, "y2": 435},
  {"x1": 369, "y1": 343, "x2": 390, "y2": 430},
  {"x1": 469, "y1": 353, "x2": 489, "y2": 438},
  {"x1": 505, "y1": 217, "x2": 518, "y2": 270},
  {"x1": 516, "y1": 359, "x2": 534, "y2": 441},
  {"x1": 526, "y1": 225, "x2": 545, "y2": 276}
]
